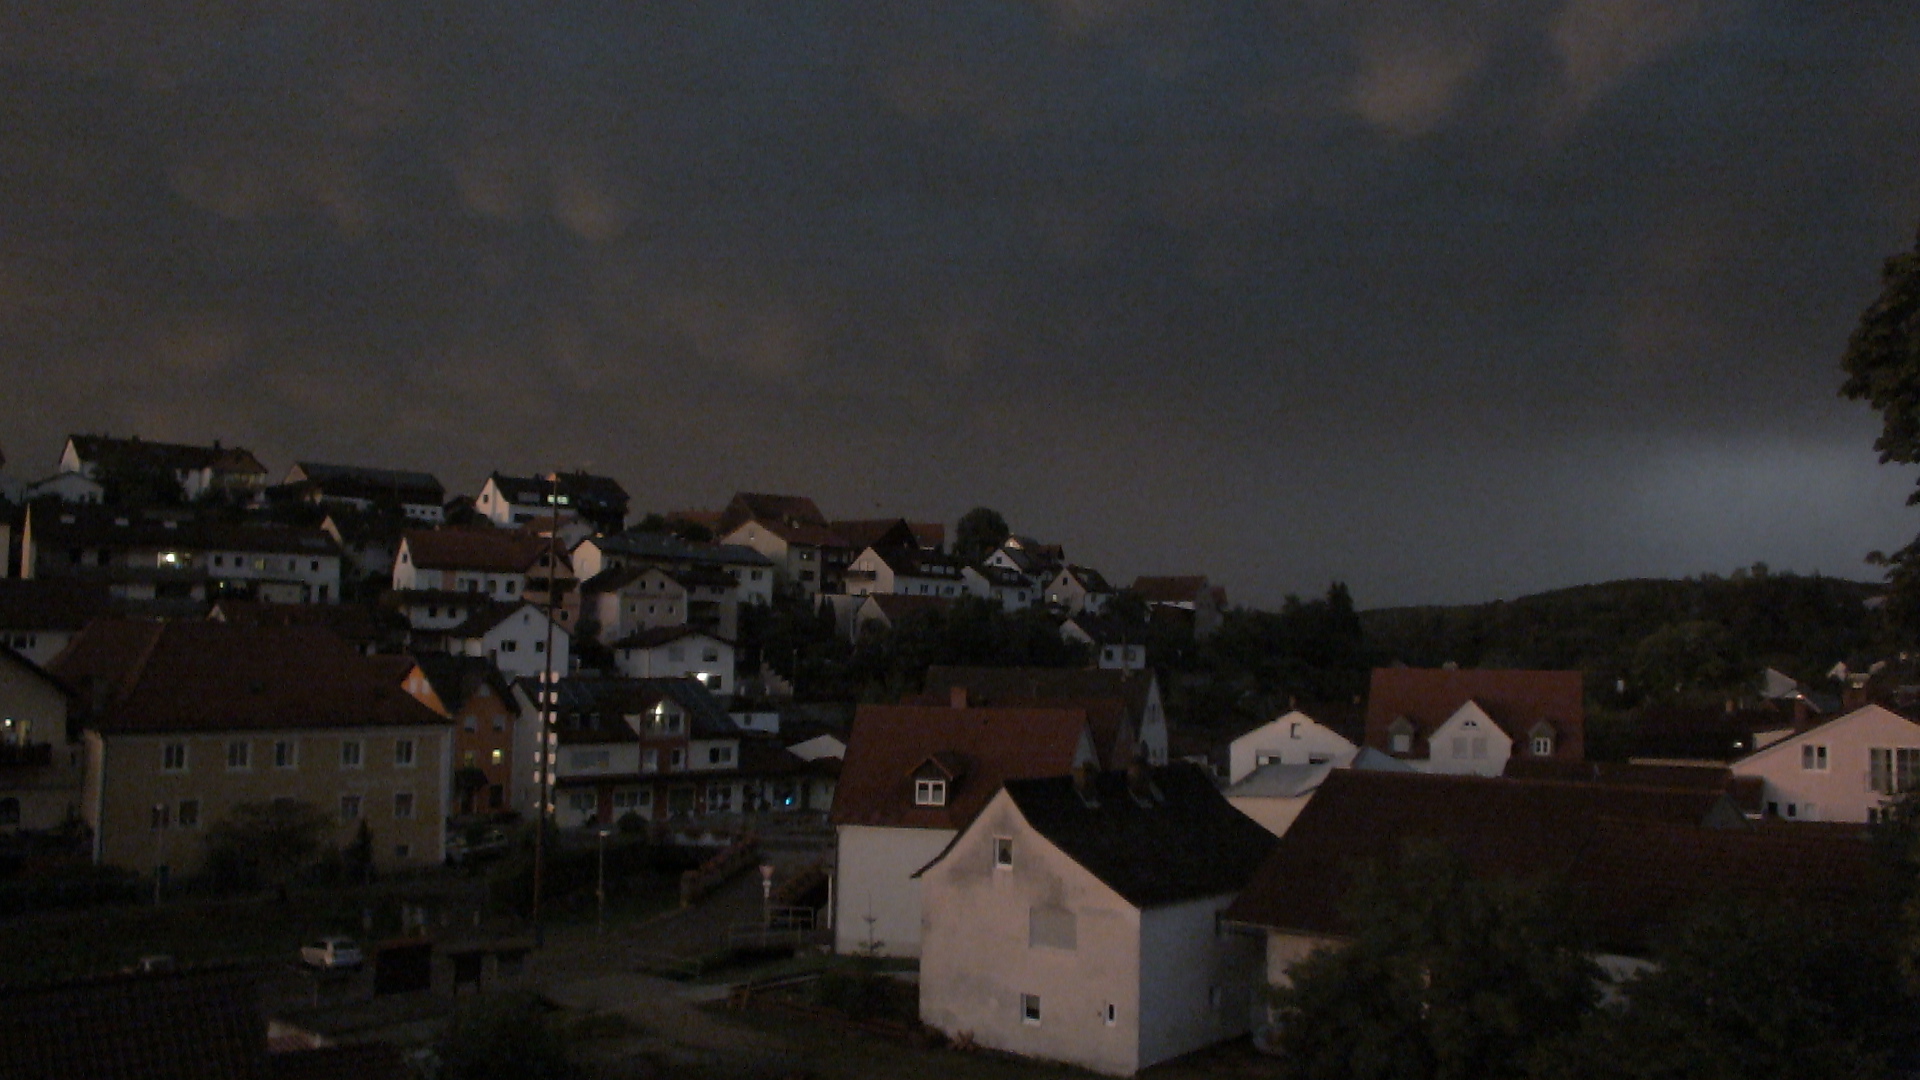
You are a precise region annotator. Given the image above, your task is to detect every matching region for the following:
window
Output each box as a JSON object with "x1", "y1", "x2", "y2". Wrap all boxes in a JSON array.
[
  {"x1": 340, "y1": 795, "x2": 361, "y2": 821},
  {"x1": 1470, "y1": 737, "x2": 1488, "y2": 759},
  {"x1": 708, "y1": 785, "x2": 732, "y2": 812},
  {"x1": 162, "y1": 742, "x2": 187, "y2": 772},
  {"x1": 491, "y1": 749, "x2": 504, "y2": 766},
  {"x1": 177, "y1": 799, "x2": 199, "y2": 828},
  {"x1": 1802, "y1": 744, "x2": 1829, "y2": 771},
  {"x1": 150, "y1": 804, "x2": 170, "y2": 830},
  {"x1": 1871, "y1": 748, "x2": 1920, "y2": 794},
  {"x1": 501, "y1": 640, "x2": 518, "y2": 653},
  {"x1": 1256, "y1": 753, "x2": 1280, "y2": 768},
  {"x1": 0, "y1": 798, "x2": 17, "y2": 826},
  {"x1": 670, "y1": 749, "x2": 686, "y2": 770},
  {"x1": 340, "y1": 740, "x2": 363, "y2": 769},
  {"x1": 642, "y1": 749, "x2": 659, "y2": 773},
  {"x1": 394, "y1": 844, "x2": 410, "y2": 860},
  {"x1": 1308, "y1": 754, "x2": 1332, "y2": 765},
  {"x1": 394, "y1": 792, "x2": 414, "y2": 818},
  {"x1": 994, "y1": 836, "x2": 1014, "y2": 869},
  {"x1": 395, "y1": 738, "x2": 416, "y2": 767},
  {"x1": 1021, "y1": 994, "x2": 1041, "y2": 1025},
  {"x1": 1531, "y1": 736, "x2": 1554, "y2": 756},
  {"x1": 702, "y1": 648, "x2": 719, "y2": 662},
  {"x1": 915, "y1": 779, "x2": 947, "y2": 806},
  {"x1": 571, "y1": 749, "x2": 611, "y2": 769},
  {"x1": 1289, "y1": 722, "x2": 1301, "y2": 738},
  {"x1": 227, "y1": 740, "x2": 249, "y2": 770},
  {"x1": 1104, "y1": 1003, "x2": 1117, "y2": 1026},
  {"x1": 534, "y1": 641, "x2": 545, "y2": 654},
  {"x1": 709, "y1": 746, "x2": 734, "y2": 766},
  {"x1": 274, "y1": 740, "x2": 297, "y2": 769}
]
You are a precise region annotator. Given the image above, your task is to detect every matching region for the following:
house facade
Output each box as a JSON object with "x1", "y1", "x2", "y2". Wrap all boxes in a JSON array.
[
  {"x1": 1363, "y1": 667, "x2": 1585, "y2": 776},
  {"x1": 0, "y1": 646, "x2": 81, "y2": 833},
  {"x1": 610, "y1": 627, "x2": 734, "y2": 694},
  {"x1": 477, "y1": 471, "x2": 629, "y2": 534},
  {"x1": 917, "y1": 765, "x2": 1275, "y2": 1076},
  {"x1": 23, "y1": 507, "x2": 342, "y2": 605},
  {"x1": 1729, "y1": 703, "x2": 1920, "y2": 822},
  {"x1": 1227, "y1": 710, "x2": 1359, "y2": 784},
  {"x1": 445, "y1": 601, "x2": 571, "y2": 681},
  {"x1": 407, "y1": 653, "x2": 520, "y2": 813}
]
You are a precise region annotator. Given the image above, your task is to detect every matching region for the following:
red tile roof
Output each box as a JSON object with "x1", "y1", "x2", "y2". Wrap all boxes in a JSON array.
[
  {"x1": 1364, "y1": 667, "x2": 1585, "y2": 761},
  {"x1": 50, "y1": 620, "x2": 450, "y2": 735},
  {"x1": 720, "y1": 492, "x2": 828, "y2": 533},
  {"x1": 1222, "y1": 769, "x2": 1867, "y2": 955},
  {"x1": 830, "y1": 703, "x2": 1091, "y2": 830},
  {"x1": 0, "y1": 578, "x2": 116, "y2": 631},
  {"x1": 401, "y1": 529, "x2": 557, "y2": 575}
]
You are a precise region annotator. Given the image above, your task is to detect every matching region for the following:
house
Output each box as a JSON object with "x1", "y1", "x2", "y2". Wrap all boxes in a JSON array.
[
  {"x1": 50, "y1": 620, "x2": 453, "y2": 876},
  {"x1": 1222, "y1": 769, "x2": 1871, "y2": 1009},
  {"x1": 582, "y1": 564, "x2": 745, "y2": 643},
  {"x1": 829, "y1": 519, "x2": 921, "y2": 557},
  {"x1": 276, "y1": 463, "x2": 446, "y2": 523},
  {"x1": 716, "y1": 492, "x2": 862, "y2": 594},
  {"x1": 985, "y1": 536, "x2": 1066, "y2": 588},
  {"x1": 830, "y1": 698, "x2": 1101, "y2": 957},
  {"x1": 963, "y1": 564, "x2": 1037, "y2": 612},
  {"x1": 1059, "y1": 614, "x2": 1146, "y2": 672},
  {"x1": 391, "y1": 528, "x2": 569, "y2": 604},
  {"x1": 319, "y1": 511, "x2": 405, "y2": 593},
  {"x1": 0, "y1": 645, "x2": 81, "y2": 833},
  {"x1": 1363, "y1": 667, "x2": 1585, "y2": 775},
  {"x1": 1729, "y1": 703, "x2": 1920, "y2": 822},
  {"x1": 610, "y1": 626, "x2": 734, "y2": 694},
  {"x1": 58, "y1": 434, "x2": 269, "y2": 501},
  {"x1": 1128, "y1": 576, "x2": 1226, "y2": 638},
  {"x1": 444, "y1": 601, "x2": 571, "y2": 681},
  {"x1": 476, "y1": 471, "x2": 629, "y2": 534},
  {"x1": 843, "y1": 546, "x2": 968, "y2": 599},
  {"x1": 915, "y1": 666, "x2": 1170, "y2": 768},
  {"x1": 1223, "y1": 749, "x2": 1411, "y2": 837},
  {"x1": 406, "y1": 654, "x2": 520, "y2": 814},
  {"x1": 0, "y1": 578, "x2": 116, "y2": 666},
  {"x1": 852, "y1": 593, "x2": 954, "y2": 638},
  {"x1": 25, "y1": 471, "x2": 105, "y2": 505},
  {"x1": 917, "y1": 763, "x2": 1277, "y2": 1076},
  {"x1": 569, "y1": 531, "x2": 775, "y2": 608},
  {"x1": 1045, "y1": 565, "x2": 1115, "y2": 616},
  {"x1": 1228, "y1": 709, "x2": 1359, "y2": 783},
  {"x1": 23, "y1": 506, "x2": 344, "y2": 605}
]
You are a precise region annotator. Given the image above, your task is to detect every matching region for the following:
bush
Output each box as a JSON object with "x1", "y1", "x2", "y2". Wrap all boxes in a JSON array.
[{"x1": 813, "y1": 962, "x2": 906, "y2": 1022}]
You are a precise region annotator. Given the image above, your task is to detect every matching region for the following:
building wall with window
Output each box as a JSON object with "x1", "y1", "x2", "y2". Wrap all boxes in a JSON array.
[
  {"x1": 1416, "y1": 702, "x2": 1514, "y2": 777},
  {"x1": 1730, "y1": 703, "x2": 1920, "y2": 822},
  {"x1": 0, "y1": 652, "x2": 80, "y2": 832},
  {"x1": 84, "y1": 725, "x2": 450, "y2": 876},
  {"x1": 1227, "y1": 711, "x2": 1358, "y2": 784}
]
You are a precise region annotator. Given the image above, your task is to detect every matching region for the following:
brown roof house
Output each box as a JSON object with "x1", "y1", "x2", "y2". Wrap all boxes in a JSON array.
[
  {"x1": 915, "y1": 665, "x2": 1169, "y2": 768},
  {"x1": 1364, "y1": 667, "x2": 1584, "y2": 775},
  {"x1": 718, "y1": 492, "x2": 850, "y2": 597},
  {"x1": 51, "y1": 620, "x2": 454, "y2": 880},
  {"x1": 830, "y1": 696, "x2": 1101, "y2": 957},
  {"x1": 59, "y1": 434, "x2": 269, "y2": 502},
  {"x1": 916, "y1": 763, "x2": 1276, "y2": 1076},
  {"x1": 1223, "y1": 769, "x2": 1876, "y2": 1034},
  {"x1": 1128, "y1": 575, "x2": 1227, "y2": 638}
]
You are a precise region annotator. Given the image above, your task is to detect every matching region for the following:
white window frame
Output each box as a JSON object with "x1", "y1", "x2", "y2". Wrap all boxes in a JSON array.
[
  {"x1": 226, "y1": 740, "x2": 250, "y2": 771},
  {"x1": 1021, "y1": 993, "x2": 1041, "y2": 1025},
  {"x1": 994, "y1": 836, "x2": 1013, "y2": 869},
  {"x1": 915, "y1": 778, "x2": 947, "y2": 807},
  {"x1": 273, "y1": 740, "x2": 297, "y2": 769},
  {"x1": 162, "y1": 742, "x2": 187, "y2": 773},
  {"x1": 395, "y1": 738, "x2": 416, "y2": 767},
  {"x1": 341, "y1": 740, "x2": 363, "y2": 769},
  {"x1": 1801, "y1": 744, "x2": 1828, "y2": 771}
]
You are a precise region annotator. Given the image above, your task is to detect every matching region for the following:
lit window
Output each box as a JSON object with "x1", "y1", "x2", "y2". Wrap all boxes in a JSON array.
[
  {"x1": 491, "y1": 749, "x2": 504, "y2": 766},
  {"x1": 915, "y1": 779, "x2": 947, "y2": 807}
]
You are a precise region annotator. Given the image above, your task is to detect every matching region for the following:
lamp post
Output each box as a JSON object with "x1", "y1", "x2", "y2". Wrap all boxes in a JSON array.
[
  {"x1": 596, "y1": 827, "x2": 612, "y2": 935},
  {"x1": 759, "y1": 862, "x2": 774, "y2": 929}
]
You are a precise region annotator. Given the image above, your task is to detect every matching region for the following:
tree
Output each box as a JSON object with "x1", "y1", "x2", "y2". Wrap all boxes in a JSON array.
[
  {"x1": 202, "y1": 798, "x2": 333, "y2": 890},
  {"x1": 1267, "y1": 844, "x2": 1598, "y2": 1080},
  {"x1": 1842, "y1": 224, "x2": 1920, "y2": 632},
  {"x1": 952, "y1": 506, "x2": 1010, "y2": 565}
]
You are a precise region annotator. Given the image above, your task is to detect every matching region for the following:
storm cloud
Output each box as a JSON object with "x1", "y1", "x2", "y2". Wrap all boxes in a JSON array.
[{"x1": 3, "y1": 1, "x2": 1918, "y2": 606}]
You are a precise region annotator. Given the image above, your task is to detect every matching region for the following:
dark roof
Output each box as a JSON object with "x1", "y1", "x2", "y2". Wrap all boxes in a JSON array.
[
  {"x1": 28, "y1": 507, "x2": 340, "y2": 557},
  {"x1": 1062, "y1": 613, "x2": 1143, "y2": 647},
  {"x1": 1221, "y1": 769, "x2": 1853, "y2": 955},
  {"x1": 401, "y1": 529, "x2": 556, "y2": 575},
  {"x1": 1501, "y1": 758, "x2": 1735, "y2": 791},
  {"x1": 610, "y1": 625, "x2": 729, "y2": 649},
  {"x1": 1058, "y1": 564, "x2": 1114, "y2": 593},
  {"x1": 999, "y1": 763, "x2": 1277, "y2": 908},
  {"x1": 0, "y1": 644, "x2": 74, "y2": 701},
  {"x1": 66, "y1": 434, "x2": 267, "y2": 479},
  {"x1": 719, "y1": 492, "x2": 828, "y2": 533},
  {"x1": 447, "y1": 601, "x2": 566, "y2": 640},
  {"x1": 918, "y1": 665, "x2": 1155, "y2": 729},
  {"x1": 50, "y1": 620, "x2": 450, "y2": 735},
  {"x1": 1364, "y1": 667, "x2": 1586, "y2": 761},
  {"x1": 586, "y1": 532, "x2": 773, "y2": 568},
  {"x1": 410, "y1": 653, "x2": 519, "y2": 714},
  {"x1": 206, "y1": 601, "x2": 406, "y2": 650},
  {"x1": 539, "y1": 675, "x2": 737, "y2": 740},
  {"x1": 830, "y1": 519, "x2": 919, "y2": 552},
  {"x1": 968, "y1": 564, "x2": 1030, "y2": 589},
  {"x1": 859, "y1": 594, "x2": 953, "y2": 623},
  {"x1": 831, "y1": 703, "x2": 1091, "y2": 829},
  {"x1": 264, "y1": 1044, "x2": 409, "y2": 1080},
  {"x1": 869, "y1": 546, "x2": 965, "y2": 579},
  {"x1": 488, "y1": 471, "x2": 628, "y2": 512},
  {"x1": 0, "y1": 578, "x2": 116, "y2": 631},
  {"x1": 1129, "y1": 575, "x2": 1212, "y2": 605},
  {"x1": 283, "y1": 463, "x2": 444, "y2": 506},
  {"x1": 0, "y1": 966, "x2": 266, "y2": 1080}
]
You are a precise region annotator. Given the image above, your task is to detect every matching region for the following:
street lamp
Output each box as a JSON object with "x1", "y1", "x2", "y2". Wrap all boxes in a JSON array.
[
  {"x1": 596, "y1": 827, "x2": 613, "y2": 935},
  {"x1": 759, "y1": 862, "x2": 774, "y2": 929}
]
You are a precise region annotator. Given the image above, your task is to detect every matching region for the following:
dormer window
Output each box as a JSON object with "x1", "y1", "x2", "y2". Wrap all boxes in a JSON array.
[
  {"x1": 915, "y1": 779, "x2": 947, "y2": 806},
  {"x1": 1388, "y1": 716, "x2": 1415, "y2": 755},
  {"x1": 1529, "y1": 721, "x2": 1558, "y2": 758}
]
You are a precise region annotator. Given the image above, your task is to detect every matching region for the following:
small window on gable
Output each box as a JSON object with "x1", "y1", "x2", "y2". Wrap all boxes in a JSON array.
[
  {"x1": 1531, "y1": 736, "x2": 1554, "y2": 756},
  {"x1": 915, "y1": 779, "x2": 946, "y2": 807},
  {"x1": 1802, "y1": 744, "x2": 1828, "y2": 771},
  {"x1": 1021, "y1": 993, "x2": 1041, "y2": 1025},
  {"x1": 994, "y1": 836, "x2": 1013, "y2": 869}
]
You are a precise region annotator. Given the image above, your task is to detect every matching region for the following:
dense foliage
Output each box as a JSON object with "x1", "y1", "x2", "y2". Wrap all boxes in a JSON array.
[{"x1": 1843, "y1": 224, "x2": 1920, "y2": 636}]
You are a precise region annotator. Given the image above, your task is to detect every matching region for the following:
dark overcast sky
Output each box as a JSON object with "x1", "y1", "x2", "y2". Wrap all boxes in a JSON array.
[{"x1": 5, "y1": 1, "x2": 1920, "y2": 608}]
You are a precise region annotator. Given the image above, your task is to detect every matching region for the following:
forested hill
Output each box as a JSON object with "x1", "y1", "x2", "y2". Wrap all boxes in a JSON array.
[{"x1": 1358, "y1": 570, "x2": 1887, "y2": 699}]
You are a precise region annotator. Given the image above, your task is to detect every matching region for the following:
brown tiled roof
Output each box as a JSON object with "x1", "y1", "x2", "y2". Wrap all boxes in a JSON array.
[
  {"x1": 720, "y1": 492, "x2": 828, "y2": 533},
  {"x1": 831, "y1": 703, "x2": 1091, "y2": 830},
  {"x1": 50, "y1": 620, "x2": 450, "y2": 735},
  {"x1": 0, "y1": 578, "x2": 116, "y2": 631},
  {"x1": 909, "y1": 522, "x2": 945, "y2": 550},
  {"x1": 830, "y1": 519, "x2": 918, "y2": 552},
  {"x1": 206, "y1": 601, "x2": 405, "y2": 650},
  {"x1": 1364, "y1": 667, "x2": 1585, "y2": 760},
  {"x1": 402, "y1": 529, "x2": 556, "y2": 575},
  {"x1": 918, "y1": 666, "x2": 1154, "y2": 737},
  {"x1": 1129, "y1": 575, "x2": 1210, "y2": 604},
  {"x1": 0, "y1": 966, "x2": 266, "y2": 1080},
  {"x1": 1501, "y1": 758, "x2": 1734, "y2": 791},
  {"x1": 859, "y1": 594, "x2": 953, "y2": 623},
  {"x1": 997, "y1": 764, "x2": 1277, "y2": 908},
  {"x1": 411, "y1": 654, "x2": 517, "y2": 720},
  {"x1": 1221, "y1": 770, "x2": 1860, "y2": 955},
  {"x1": 67, "y1": 434, "x2": 267, "y2": 479}
]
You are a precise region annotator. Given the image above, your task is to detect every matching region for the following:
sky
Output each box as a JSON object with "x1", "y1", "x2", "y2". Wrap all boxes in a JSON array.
[{"x1": 4, "y1": 1, "x2": 1920, "y2": 609}]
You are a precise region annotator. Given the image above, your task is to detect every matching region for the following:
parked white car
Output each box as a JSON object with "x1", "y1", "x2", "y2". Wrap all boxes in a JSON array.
[{"x1": 299, "y1": 936, "x2": 364, "y2": 971}]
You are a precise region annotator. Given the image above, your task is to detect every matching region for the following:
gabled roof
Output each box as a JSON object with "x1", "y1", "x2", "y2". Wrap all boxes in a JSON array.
[
  {"x1": 1221, "y1": 769, "x2": 1814, "y2": 955},
  {"x1": 1060, "y1": 613, "x2": 1142, "y2": 646},
  {"x1": 585, "y1": 532, "x2": 773, "y2": 568},
  {"x1": 1129, "y1": 575, "x2": 1212, "y2": 605},
  {"x1": 994, "y1": 763, "x2": 1277, "y2": 908},
  {"x1": 610, "y1": 625, "x2": 730, "y2": 650},
  {"x1": 720, "y1": 492, "x2": 827, "y2": 533},
  {"x1": 50, "y1": 620, "x2": 449, "y2": 735},
  {"x1": 288, "y1": 462, "x2": 442, "y2": 493},
  {"x1": 867, "y1": 546, "x2": 965, "y2": 579},
  {"x1": 1364, "y1": 667, "x2": 1585, "y2": 760},
  {"x1": 447, "y1": 601, "x2": 567, "y2": 640},
  {"x1": 909, "y1": 522, "x2": 945, "y2": 550},
  {"x1": 967, "y1": 564, "x2": 1030, "y2": 589},
  {"x1": 539, "y1": 675, "x2": 738, "y2": 739},
  {"x1": 1055, "y1": 564, "x2": 1115, "y2": 594},
  {"x1": 401, "y1": 529, "x2": 556, "y2": 575},
  {"x1": 66, "y1": 434, "x2": 267, "y2": 478},
  {"x1": 831, "y1": 703, "x2": 1092, "y2": 830},
  {"x1": 0, "y1": 643, "x2": 74, "y2": 701},
  {"x1": 729, "y1": 517, "x2": 846, "y2": 548},
  {"x1": 0, "y1": 966, "x2": 266, "y2": 1080},
  {"x1": 410, "y1": 652, "x2": 518, "y2": 714},
  {"x1": 487, "y1": 471, "x2": 629, "y2": 511},
  {"x1": 206, "y1": 601, "x2": 406, "y2": 651},
  {"x1": 918, "y1": 666, "x2": 1156, "y2": 730},
  {"x1": 0, "y1": 579, "x2": 116, "y2": 631},
  {"x1": 858, "y1": 594, "x2": 953, "y2": 624},
  {"x1": 830, "y1": 519, "x2": 918, "y2": 553}
]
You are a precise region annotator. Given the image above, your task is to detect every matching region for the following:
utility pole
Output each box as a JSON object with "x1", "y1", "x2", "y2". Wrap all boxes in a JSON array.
[{"x1": 531, "y1": 471, "x2": 561, "y2": 943}]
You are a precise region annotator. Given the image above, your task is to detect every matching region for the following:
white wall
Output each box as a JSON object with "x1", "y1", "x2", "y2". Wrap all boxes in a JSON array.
[
  {"x1": 1228, "y1": 712, "x2": 1357, "y2": 783},
  {"x1": 1731, "y1": 704, "x2": 1920, "y2": 822},
  {"x1": 1418, "y1": 702, "x2": 1512, "y2": 777},
  {"x1": 1137, "y1": 896, "x2": 1263, "y2": 1071},
  {"x1": 833, "y1": 823, "x2": 955, "y2": 958}
]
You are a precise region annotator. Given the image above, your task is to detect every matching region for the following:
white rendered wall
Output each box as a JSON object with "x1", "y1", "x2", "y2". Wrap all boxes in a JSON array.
[{"x1": 833, "y1": 823, "x2": 954, "y2": 958}]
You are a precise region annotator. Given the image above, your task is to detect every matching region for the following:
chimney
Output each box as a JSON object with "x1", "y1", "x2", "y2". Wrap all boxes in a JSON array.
[
  {"x1": 949, "y1": 686, "x2": 968, "y2": 710},
  {"x1": 1793, "y1": 697, "x2": 1810, "y2": 725}
]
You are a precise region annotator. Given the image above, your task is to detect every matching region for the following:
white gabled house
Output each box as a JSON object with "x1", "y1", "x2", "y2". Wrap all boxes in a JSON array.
[
  {"x1": 916, "y1": 764, "x2": 1276, "y2": 1077},
  {"x1": 1227, "y1": 710, "x2": 1359, "y2": 784},
  {"x1": 1729, "y1": 703, "x2": 1920, "y2": 822},
  {"x1": 446, "y1": 601, "x2": 571, "y2": 681},
  {"x1": 611, "y1": 626, "x2": 734, "y2": 694}
]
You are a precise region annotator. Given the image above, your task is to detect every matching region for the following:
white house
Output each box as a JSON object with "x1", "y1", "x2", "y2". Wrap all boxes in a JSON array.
[
  {"x1": 391, "y1": 529, "x2": 566, "y2": 600},
  {"x1": 1045, "y1": 565, "x2": 1115, "y2": 616},
  {"x1": 1364, "y1": 667, "x2": 1585, "y2": 774},
  {"x1": 830, "y1": 699, "x2": 1099, "y2": 958},
  {"x1": 843, "y1": 546, "x2": 968, "y2": 599},
  {"x1": 963, "y1": 564, "x2": 1037, "y2": 612},
  {"x1": 1224, "y1": 749, "x2": 1411, "y2": 837},
  {"x1": 1228, "y1": 710, "x2": 1360, "y2": 783},
  {"x1": 1729, "y1": 703, "x2": 1920, "y2": 822},
  {"x1": 1059, "y1": 615, "x2": 1147, "y2": 673},
  {"x1": 446, "y1": 601, "x2": 571, "y2": 681},
  {"x1": 917, "y1": 764, "x2": 1276, "y2": 1076},
  {"x1": 571, "y1": 533, "x2": 775, "y2": 609},
  {"x1": 476, "y1": 471, "x2": 629, "y2": 534},
  {"x1": 610, "y1": 626, "x2": 734, "y2": 694}
]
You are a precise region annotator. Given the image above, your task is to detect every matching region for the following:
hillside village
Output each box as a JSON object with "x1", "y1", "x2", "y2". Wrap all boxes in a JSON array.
[{"x1": 1, "y1": 432, "x2": 1917, "y2": 1077}]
